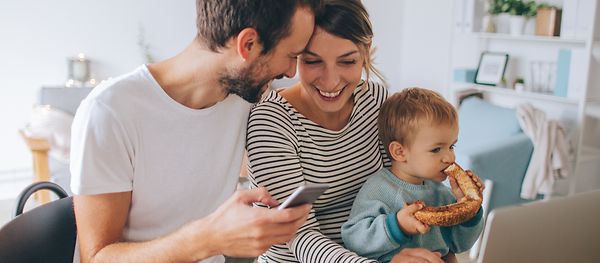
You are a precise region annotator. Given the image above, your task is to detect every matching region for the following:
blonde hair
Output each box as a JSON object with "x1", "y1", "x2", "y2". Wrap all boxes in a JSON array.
[{"x1": 378, "y1": 87, "x2": 458, "y2": 156}]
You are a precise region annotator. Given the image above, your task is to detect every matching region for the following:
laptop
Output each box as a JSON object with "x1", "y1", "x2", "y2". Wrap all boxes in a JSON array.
[{"x1": 477, "y1": 189, "x2": 600, "y2": 263}]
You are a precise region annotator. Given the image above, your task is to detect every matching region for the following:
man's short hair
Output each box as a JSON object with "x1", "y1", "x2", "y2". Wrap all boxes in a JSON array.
[
  {"x1": 196, "y1": 0, "x2": 321, "y2": 55},
  {"x1": 378, "y1": 87, "x2": 458, "y2": 156}
]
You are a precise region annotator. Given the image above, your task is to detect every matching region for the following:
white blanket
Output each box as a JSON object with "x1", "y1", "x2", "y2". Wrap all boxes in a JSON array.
[
  {"x1": 22, "y1": 105, "x2": 74, "y2": 163},
  {"x1": 517, "y1": 104, "x2": 571, "y2": 200}
]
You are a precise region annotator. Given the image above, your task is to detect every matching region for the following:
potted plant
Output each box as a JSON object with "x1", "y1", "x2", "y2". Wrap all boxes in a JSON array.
[
  {"x1": 523, "y1": 1, "x2": 538, "y2": 34},
  {"x1": 487, "y1": 0, "x2": 537, "y2": 35},
  {"x1": 487, "y1": 0, "x2": 510, "y2": 33},
  {"x1": 514, "y1": 77, "x2": 526, "y2": 92},
  {"x1": 507, "y1": 0, "x2": 537, "y2": 35}
]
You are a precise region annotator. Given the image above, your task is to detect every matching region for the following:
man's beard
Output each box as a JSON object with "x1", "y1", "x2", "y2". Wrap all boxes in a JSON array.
[{"x1": 220, "y1": 59, "x2": 271, "y2": 103}]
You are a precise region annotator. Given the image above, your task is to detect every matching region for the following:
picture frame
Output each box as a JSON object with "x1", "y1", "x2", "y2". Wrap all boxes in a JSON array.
[{"x1": 474, "y1": 52, "x2": 509, "y2": 86}]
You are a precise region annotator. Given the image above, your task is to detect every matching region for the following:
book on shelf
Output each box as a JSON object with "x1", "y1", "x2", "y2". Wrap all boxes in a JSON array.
[{"x1": 554, "y1": 49, "x2": 571, "y2": 97}]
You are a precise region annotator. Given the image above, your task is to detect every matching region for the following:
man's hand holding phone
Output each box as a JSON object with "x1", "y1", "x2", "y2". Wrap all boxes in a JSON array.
[{"x1": 196, "y1": 187, "x2": 311, "y2": 258}]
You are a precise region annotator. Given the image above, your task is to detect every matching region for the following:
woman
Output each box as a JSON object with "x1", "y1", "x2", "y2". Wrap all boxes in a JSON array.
[{"x1": 247, "y1": 1, "x2": 442, "y2": 262}]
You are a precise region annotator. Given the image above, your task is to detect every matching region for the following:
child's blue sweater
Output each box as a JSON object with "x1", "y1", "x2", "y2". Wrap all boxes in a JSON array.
[{"x1": 342, "y1": 168, "x2": 483, "y2": 263}]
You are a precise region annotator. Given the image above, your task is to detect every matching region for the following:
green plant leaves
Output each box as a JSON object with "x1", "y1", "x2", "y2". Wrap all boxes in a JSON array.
[{"x1": 487, "y1": 0, "x2": 539, "y2": 17}]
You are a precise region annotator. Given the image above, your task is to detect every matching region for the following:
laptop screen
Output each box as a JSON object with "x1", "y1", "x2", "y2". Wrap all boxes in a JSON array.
[{"x1": 477, "y1": 190, "x2": 600, "y2": 263}]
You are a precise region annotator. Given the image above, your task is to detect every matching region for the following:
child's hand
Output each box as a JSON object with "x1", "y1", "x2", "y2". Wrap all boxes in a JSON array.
[
  {"x1": 448, "y1": 170, "x2": 485, "y2": 200},
  {"x1": 468, "y1": 170, "x2": 486, "y2": 194},
  {"x1": 396, "y1": 202, "x2": 430, "y2": 235}
]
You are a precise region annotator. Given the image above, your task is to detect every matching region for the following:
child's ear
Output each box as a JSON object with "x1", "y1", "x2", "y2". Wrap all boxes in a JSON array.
[{"x1": 388, "y1": 141, "x2": 407, "y2": 162}]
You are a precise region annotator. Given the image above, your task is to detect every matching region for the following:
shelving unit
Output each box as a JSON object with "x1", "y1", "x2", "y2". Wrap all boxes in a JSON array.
[
  {"x1": 465, "y1": 84, "x2": 579, "y2": 105},
  {"x1": 474, "y1": 32, "x2": 587, "y2": 46},
  {"x1": 450, "y1": 0, "x2": 600, "y2": 198}
]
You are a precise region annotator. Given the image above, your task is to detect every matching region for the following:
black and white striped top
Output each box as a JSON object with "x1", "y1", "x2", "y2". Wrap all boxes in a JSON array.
[{"x1": 247, "y1": 81, "x2": 391, "y2": 263}]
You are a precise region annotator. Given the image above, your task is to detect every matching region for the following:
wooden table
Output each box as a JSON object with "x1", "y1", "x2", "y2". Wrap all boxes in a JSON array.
[{"x1": 19, "y1": 130, "x2": 51, "y2": 204}]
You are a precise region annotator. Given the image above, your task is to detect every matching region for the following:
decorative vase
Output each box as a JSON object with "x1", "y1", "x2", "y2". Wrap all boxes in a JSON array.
[
  {"x1": 494, "y1": 13, "x2": 511, "y2": 34},
  {"x1": 515, "y1": 83, "x2": 525, "y2": 92},
  {"x1": 524, "y1": 18, "x2": 536, "y2": 35},
  {"x1": 482, "y1": 15, "x2": 496, "y2": 33},
  {"x1": 509, "y1": 15, "x2": 527, "y2": 36}
]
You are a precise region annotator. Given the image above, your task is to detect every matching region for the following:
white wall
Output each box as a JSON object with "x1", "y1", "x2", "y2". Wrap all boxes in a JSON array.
[
  {"x1": 0, "y1": 0, "x2": 196, "y2": 173},
  {"x1": 363, "y1": 0, "x2": 405, "y2": 92},
  {"x1": 397, "y1": 0, "x2": 455, "y2": 94},
  {"x1": 364, "y1": 0, "x2": 455, "y2": 94}
]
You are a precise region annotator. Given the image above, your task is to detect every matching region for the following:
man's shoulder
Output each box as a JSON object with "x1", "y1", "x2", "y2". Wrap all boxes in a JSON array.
[
  {"x1": 217, "y1": 95, "x2": 253, "y2": 122},
  {"x1": 85, "y1": 65, "x2": 152, "y2": 107}
]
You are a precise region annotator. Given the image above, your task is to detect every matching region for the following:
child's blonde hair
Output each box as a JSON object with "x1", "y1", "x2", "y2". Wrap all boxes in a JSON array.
[{"x1": 378, "y1": 87, "x2": 458, "y2": 157}]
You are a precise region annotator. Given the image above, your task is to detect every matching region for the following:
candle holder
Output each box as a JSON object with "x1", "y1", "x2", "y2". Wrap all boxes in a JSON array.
[{"x1": 66, "y1": 53, "x2": 91, "y2": 87}]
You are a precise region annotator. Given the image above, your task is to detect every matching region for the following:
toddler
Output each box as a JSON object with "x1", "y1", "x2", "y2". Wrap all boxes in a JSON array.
[{"x1": 342, "y1": 87, "x2": 484, "y2": 263}]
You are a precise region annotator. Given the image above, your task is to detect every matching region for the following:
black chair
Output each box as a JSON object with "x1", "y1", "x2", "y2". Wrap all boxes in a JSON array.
[{"x1": 0, "y1": 182, "x2": 76, "y2": 263}]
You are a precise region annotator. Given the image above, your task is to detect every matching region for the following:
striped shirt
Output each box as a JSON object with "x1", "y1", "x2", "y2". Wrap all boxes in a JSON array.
[{"x1": 247, "y1": 81, "x2": 391, "y2": 263}]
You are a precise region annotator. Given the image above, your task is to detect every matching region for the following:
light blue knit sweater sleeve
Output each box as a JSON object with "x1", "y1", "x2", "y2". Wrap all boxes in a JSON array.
[{"x1": 342, "y1": 169, "x2": 406, "y2": 261}]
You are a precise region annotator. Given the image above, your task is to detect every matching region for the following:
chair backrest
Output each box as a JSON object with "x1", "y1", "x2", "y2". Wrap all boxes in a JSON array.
[
  {"x1": 0, "y1": 182, "x2": 76, "y2": 263},
  {"x1": 14, "y1": 181, "x2": 69, "y2": 217}
]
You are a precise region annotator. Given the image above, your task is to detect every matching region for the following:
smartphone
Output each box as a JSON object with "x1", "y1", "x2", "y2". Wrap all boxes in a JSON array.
[{"x1": 277, "y1": 184, "x2": 329, "y2": 210}]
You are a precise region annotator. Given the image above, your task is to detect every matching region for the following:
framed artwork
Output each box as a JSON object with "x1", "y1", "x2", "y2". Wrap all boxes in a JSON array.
[{"x1": 474, "y1": 52, "x2": 509, "y2": 86}]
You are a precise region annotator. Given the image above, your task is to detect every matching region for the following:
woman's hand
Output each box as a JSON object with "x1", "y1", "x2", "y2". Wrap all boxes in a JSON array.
[
  {"x1": 390, "y1": 248, "x2": 443, "y2": 263},
  {"x1": 448, "y1": 170, "x2": 485, "y2": 200}
]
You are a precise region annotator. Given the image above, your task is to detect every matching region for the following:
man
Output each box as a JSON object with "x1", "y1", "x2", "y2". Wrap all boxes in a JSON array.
[{"x1": 71, "y1": 1, "x2": 318, "y2": 262}]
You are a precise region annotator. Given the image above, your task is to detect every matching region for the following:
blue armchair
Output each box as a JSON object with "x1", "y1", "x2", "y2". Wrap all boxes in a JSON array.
[{"x1": 455, "y1": 97, "x2": 535, "y2": 213}]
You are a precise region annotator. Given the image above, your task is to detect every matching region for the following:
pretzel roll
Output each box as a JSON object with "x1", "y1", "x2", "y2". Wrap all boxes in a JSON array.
[{"x1": 414, "y1": 163, "x2": 482, "y2": 226}]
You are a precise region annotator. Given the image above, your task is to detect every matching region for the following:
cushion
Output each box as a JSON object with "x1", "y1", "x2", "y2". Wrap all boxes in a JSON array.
[{"x1": 458, "y1": 97, "x2": 522, "y2": 146}]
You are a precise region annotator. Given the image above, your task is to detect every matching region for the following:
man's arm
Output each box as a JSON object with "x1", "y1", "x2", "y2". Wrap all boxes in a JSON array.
[
  {"x1": 75, "y1": 191, "x2": 205, "y2": 262},
  {"x1": 75, "y1": 188, "x2": 311, "y2": 263}
]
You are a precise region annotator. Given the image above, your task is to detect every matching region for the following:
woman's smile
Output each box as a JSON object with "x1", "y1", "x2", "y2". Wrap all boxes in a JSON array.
[{"x1": 315, "y1": 85, "x2": 346, "y2": 101}]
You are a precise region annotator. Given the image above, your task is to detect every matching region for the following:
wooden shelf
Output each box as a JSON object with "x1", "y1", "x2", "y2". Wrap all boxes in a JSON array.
[
  {"x1": 460, "y1": 84, "x2": 579, "y2": 105},
  {"x1": 473, "y1": 33, "x2": 588, "y2": 47}
]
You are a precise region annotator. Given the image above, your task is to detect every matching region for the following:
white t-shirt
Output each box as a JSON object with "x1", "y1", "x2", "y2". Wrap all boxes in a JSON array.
[{"x1": 70, "y1": 65, "x2": 251, "y2": 262}]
